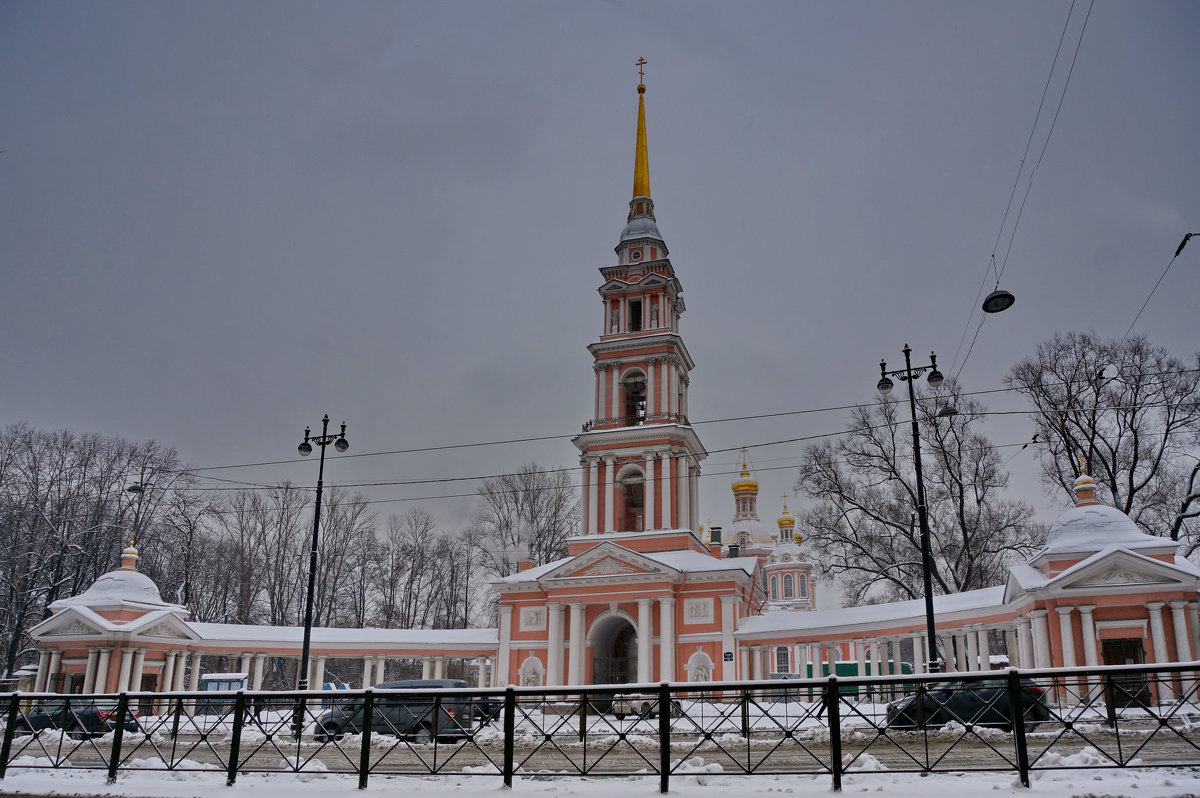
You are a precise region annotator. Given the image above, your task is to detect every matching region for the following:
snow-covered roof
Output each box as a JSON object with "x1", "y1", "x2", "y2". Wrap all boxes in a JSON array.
[
  {"x1": 49, "y1": 568, "x2": 187, "y2": 615},
  {"x1": 1040, "y1": 503, "x2": 1167, "y2": 556},
  {"x1": 495, "y1": 546, "x2": 756, "y2": 585},
  {"x1": 187, "y1": 623, "x2": 497, "y2": 646},
  {"x1": 737, "y1": 586, "x2": 1006, "y2": 637}
]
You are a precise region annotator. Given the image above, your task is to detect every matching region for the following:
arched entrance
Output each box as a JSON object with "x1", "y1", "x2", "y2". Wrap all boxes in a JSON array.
[{"x1": 590, "y1": 613, "x2": 637, "y2": 685}]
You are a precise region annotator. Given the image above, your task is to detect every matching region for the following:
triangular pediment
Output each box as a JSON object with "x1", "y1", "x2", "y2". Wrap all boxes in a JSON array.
[
  {"x1": 30, "y1": 607, "x2": 112, "y2": 640},
  {"x1": 1054, "y1": 549, "x2": 1194, "y2": 592},
  {"x1": 541, "y1": 542, "x2": 675, "y2": 582},
  {"x1": 128, "y1": 611, "x2": 198, "y2": 641}
]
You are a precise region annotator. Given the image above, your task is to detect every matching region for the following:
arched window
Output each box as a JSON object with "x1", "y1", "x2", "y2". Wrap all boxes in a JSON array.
[
  {"x1": 776, "y1": 646, "x2": 790, "y2": 674},
  {"x1": 622, "y1": 376, "x2": 646, "y2": 425},
  {"x1": 770, "y1": 575, "x2": 778, "y2": 600},
  {"x1": 799, "y1": 574, "x2": 808, "y2": 598},
  {"x1": 783, "y1": 574, "x2": 794, "y2": 599},
  {"x1": 619, "y1": 471, "x2": 645, "y2": 532}
]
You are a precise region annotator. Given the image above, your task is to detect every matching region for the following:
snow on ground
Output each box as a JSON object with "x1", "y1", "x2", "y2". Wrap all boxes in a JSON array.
[{"x1": 3, "y1": 750, "x2": 1200, "y2": 798}]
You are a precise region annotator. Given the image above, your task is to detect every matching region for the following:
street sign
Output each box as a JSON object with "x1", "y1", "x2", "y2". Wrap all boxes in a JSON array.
[{"x1": 723, "y1": 652, "x2": 734, "y2": 662}]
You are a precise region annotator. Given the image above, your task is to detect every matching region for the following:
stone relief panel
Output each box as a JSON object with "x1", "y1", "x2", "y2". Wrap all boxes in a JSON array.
[
  {"x1": 577, "y1": 556, "x2": 643, "y2": 577},
  {"x1": 520, "y1": 606, "x2": 547, "y2": 632},
  {"x1": 683, "y1": 597, "x2": 714, "y2": 625},
  {"x1": 47, "y1": 619, "x2": 99, "y2": 636}
]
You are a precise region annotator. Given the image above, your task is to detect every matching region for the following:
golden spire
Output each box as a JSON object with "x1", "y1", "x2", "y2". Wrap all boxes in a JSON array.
[
  {"x1": 632, "y1": 57, "x2": 651, "y2": 199},
  {"x1": 1077, "y1": 454, "x2": 1088, "y2": 476}
]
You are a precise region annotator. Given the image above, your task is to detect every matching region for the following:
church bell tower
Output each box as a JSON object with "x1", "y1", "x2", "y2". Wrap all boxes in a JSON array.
[{"x1": 573, "y1": 65, "x2": 707, "y2": 542}]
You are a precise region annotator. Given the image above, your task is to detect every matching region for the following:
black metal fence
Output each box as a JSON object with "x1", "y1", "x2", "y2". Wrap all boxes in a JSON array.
[{"x1": 3, "y1": 662, "x2": 1200, "y2": 792}]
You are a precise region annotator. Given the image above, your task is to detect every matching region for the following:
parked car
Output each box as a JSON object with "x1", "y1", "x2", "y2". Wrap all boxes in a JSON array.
[
  {"x1": 886, "y1": 678, "x2": 1051, "y2": 731},
  {"x1": 611, "y1": 693, "x2": 677, "y2": 720},
  {"x1": 12, "y1": 699, "x2": 141, "y2": 738},
  {"x1": 313, "y1": 679, "x2": 474, "y2": 742}
]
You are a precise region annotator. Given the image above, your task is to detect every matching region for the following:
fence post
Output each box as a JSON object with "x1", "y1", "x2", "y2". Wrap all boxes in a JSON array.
[
  {"x1": 105, "y1": 692, "x2": 130, "y2": 785},
  {"x1": 170, "y1": 695, "x2": 183, "y2": 741},
  {"x1": 502, "y1": 686, "x2": 516, "y2": 789},
  {"x1": 740, "y1": 688, "x2": 750, "y2": 737},
  {"x1": 358, "y1": 689, "x2": 375, "y2": 790},
  {"x1": 226, "y1": 691, "x2": 246, "y2": 786},
  {"x1": 0, "y1": 693, "x2": 20, "y2": 780},
  {"x1": 578, "y1": 691, "x2": 588, "y2": 744},
  {"x1": 1103, "y1": 673, "x2": 1118, "y2": 730},
  {"x1": 826, "y1": 678, "x2": 841, "y2": 792},
  {"x1": 658, "y1": 682, "x2": 671, "y2": 794},
  {"x1": 1006, "y1": 670, "x2": 1030, "y2": 789}
]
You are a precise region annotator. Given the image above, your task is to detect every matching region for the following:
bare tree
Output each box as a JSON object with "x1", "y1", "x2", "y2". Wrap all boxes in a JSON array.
[
  {"x1": 472, "y1": 462, "x2": 579, "y2": 577},
  {"x1": 795, "y1": 387, "x2": 1038, "y2": 605},
  {"x1": 1006, "y1": 332, "x2": 1200, "y2": 550}
]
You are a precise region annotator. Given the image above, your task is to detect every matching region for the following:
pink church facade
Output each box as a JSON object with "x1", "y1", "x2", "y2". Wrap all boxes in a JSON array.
[{"x1": 25, "y1": 77, "x2": 1200, "y2": 700}]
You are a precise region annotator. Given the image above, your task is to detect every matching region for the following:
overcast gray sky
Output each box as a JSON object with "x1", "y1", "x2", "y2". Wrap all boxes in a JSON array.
[{"x1": 2, "y1": 2, "x2": 1197, "y2": 547}]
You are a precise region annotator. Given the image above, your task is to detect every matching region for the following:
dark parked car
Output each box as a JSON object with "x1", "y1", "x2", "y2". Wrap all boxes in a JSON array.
[
  {"x1": 314, "y1": 679, "x2": 475, "y2": 743},
  {"x1": 886, "y1": 678, "x2": 1051, "y2": 731},
  {"x1": 13, "y1": 699, "x2": 141, "y2": 738}
]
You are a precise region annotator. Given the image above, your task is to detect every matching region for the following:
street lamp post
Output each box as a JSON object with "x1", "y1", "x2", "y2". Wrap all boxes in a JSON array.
[
  {"x1": 295, "y1": 415, "x2": 349, "y2": 691},
  {"x1": 876, "y1": 345, "x2": 952, "y2": 673}
]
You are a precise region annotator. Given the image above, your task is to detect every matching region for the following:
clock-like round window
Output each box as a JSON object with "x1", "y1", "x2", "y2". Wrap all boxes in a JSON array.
[{"x1": 630, "y1": 250, "x2": 642, "y2": 261}]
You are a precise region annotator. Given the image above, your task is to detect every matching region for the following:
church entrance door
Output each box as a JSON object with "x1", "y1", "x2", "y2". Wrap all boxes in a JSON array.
[{"x1": 591, "y1": 616, "x2": 637, "y2": 687}]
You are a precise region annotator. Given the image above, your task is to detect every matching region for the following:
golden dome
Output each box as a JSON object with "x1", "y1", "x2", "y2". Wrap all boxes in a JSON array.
[{"x1": 731, "y1": 448, "x2": 758, "y2": 493}]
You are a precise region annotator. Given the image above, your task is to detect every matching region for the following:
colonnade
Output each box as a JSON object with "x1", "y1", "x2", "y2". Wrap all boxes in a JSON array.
[
  {"x1": 31, "y1": 648, "x2": 495, "y2": 698},
  {"x1": 583, "y1": 450, "x2": 700, "y2": 535}
]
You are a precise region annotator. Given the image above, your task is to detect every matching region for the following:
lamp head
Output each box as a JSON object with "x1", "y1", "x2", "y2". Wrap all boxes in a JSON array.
[
  {"x1": 126, "y1": 483, "x2": 145, "y2": 494},
  {"x1": 334, "y1": 437, "x2": 349, "y2": 453},
  {"x1": 936, "y1": 405, "x2": 959, "y2": 418},
  {"x1": 877, "y1": 376, "x2": 894, "y2": 395},
  {"x1": 982, "y1": 288, "x2": 1015, "y2": 314},
  {"x1": 298, "y1": 440, "x2": 313, "y2": 457}
]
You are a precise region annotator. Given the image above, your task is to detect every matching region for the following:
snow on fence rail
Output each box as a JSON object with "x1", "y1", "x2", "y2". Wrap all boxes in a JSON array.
[{"x1": 2, "y1": 664, "x2": 1200, "y2": 793}]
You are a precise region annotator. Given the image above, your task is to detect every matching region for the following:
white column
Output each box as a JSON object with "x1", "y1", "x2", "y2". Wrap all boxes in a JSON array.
[
  {"x1": 604, "y1": 457, "x2": 616, "y2": 534},
  {"x1": 644, "y1": 452, "x2": 656, "y2": 530},
  {"x1": 238, "y1": 652, "x2": 251, "y2": 676},
  {"x1": 253, "y1": 653, "x2": 266, "y2": 691},
  {"x1": 477, "y1": 658, "x2": 488, "y2": 689},
  {"x1": 1188, "y1": 603, "x2": 1200, "y2": 661},
  {"x1": 314, "y1": 655, "x2": 327, "y2": 688},
  {"x1": 911, "y1": 635, "x2": 924, "y2": 675},
  {"x1": 964, "y1": 630, "x2": 978, "y2": 672},
  {"x1": 637, "y1": 598, "x2": 653, "y2": 683},
  {"x1": 690, "y1": 465, "x2": 699, "y2": 530},
  {"x1": 659, "y1": 597, "x2": 676, "y2": 681},
  {"x1": 1170, "y1": 601, "x2": 1193, "y2": 661},
  {"x1": 1031, "y1": 611, "x2": 1051, "y2": 669},
  {"x1": 594, "y1": 364, "x2": 603, "y2": 420},
  {"x1": 1018, "y1": 618, "x2": 1035, "y2": 669},
  {"x1": 129, "y1": 649, "x2": 147, "y2": 692},
  {"x1": 752, "y1": 647, "x2": 764, "y2": 680},
  {"x1": 588, "y1": 458, "x2": 599, "y2": 535},
  {"x1": 547, "y1": 602, "x2": 564, "y2": 686},
  {"x1": 678, "y1": 455, "x2": 690, "y2": 532},
  {"x1": 160, "y1": 651, "x2": 176, "y2": 696},
  {"x1": 1078, "y1": 606, "x2": 1100, "y2": 667},
  {"x1": 117, "y1": 649, "x2": 134, "y2": 693},
  {"x1": 434, "y1": 656, "x2": 446, "y2": 679},
  {"x1": 568, "y1": 602, "x2": 585, "y2": 685},
  {"x1": 171, "y1": 650, "x2": 186, "y2": 691},
  {"x1": 1170, "y1": 600, "x2": 1195, "y2": 698},
  {"x1": 1005, "y1": 626, "x2": 1020, "y2": 668},
  {"x1": 610, "y1": 365, "x2": 620, "y2": 420},
  {"x1": 374, "y1": 656, "x2": 386, "y2": 684},
  {"x1": 497, "y1": 605, "x2": 513, "y2": 687},
  {"x1": 1056, "y1": 607, "x2": 1078, "y2": 703},
  {"x1": 363, "y1": 657, "x2": 374, "y2": 687},
  {"x1": 1148, "y1": 602, "x2": 1175, "y2": 701},
  {"x1": 720, "y1": 596, "x2": 737, "y2": 681},
  {"x1": 663, "y1": 451, "x2": 674, "y2": 529},
  {"x1": 422, "y1": 656, "x2": 433, "y2": 679},
  {"x1": 646, "y1": 358, "x2": 656, "y2": 417},
  {"x1": 797, "y1": 643, "x2": 809, "y2": 680},
  {"x1": 977, "y1": 627, "x2": 992, "y2": 670},
  {"x1": 34, "y1": 651, "x2": 50, "y2": 693},
  {"x1": 82, "y1": 649, "x2": 100, "y2": 694}
]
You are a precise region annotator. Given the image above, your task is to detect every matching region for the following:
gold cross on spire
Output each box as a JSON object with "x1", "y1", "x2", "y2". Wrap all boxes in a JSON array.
[
  {"x1": 636, "y1": 57, "x2": 647, "y2": 83},
  {"x1": 1077, "y1": 454, "x2": 1088, "y2": 476}
]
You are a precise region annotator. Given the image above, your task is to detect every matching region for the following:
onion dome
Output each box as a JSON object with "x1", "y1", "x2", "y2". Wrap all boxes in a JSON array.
[{"x1": 731, "y1": 449, "x2": 759, "y2": 494}]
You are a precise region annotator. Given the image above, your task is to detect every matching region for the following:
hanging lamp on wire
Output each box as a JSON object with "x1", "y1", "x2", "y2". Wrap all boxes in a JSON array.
[{"x1": 981, "y1": 255, "x2": 1015, "y2": 314}]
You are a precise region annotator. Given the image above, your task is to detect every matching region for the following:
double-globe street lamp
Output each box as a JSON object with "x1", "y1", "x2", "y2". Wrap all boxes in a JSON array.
[
  {"x1": 295, "y1": 415, "x2": 349, "y2": 692},
  {"x1": 876, "y1": 346, "x2": 956, "y2": 673}
]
